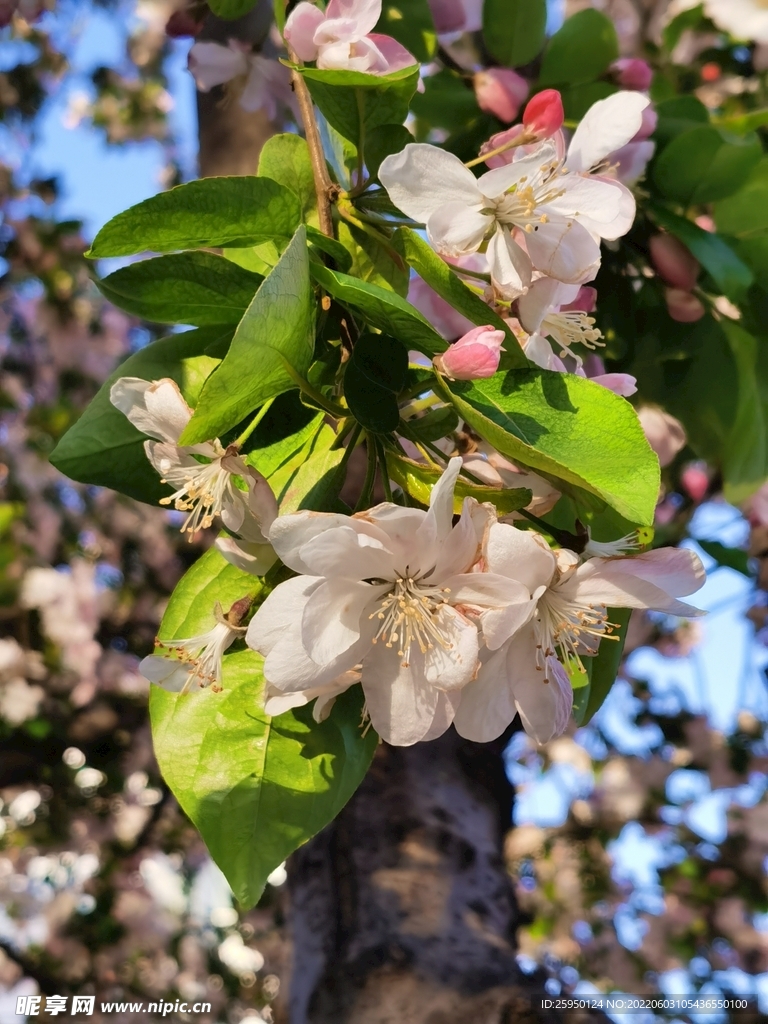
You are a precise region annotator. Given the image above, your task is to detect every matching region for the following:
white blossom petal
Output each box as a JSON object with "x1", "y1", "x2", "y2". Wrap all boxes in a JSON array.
[
  {"x1": 379, "y1": 144, "x2": 484, "y2": 223},
  {"x1": 567, "y1": 91, "x2": 650, "y2": 174},
  {"x1": 487, "y1": 225, "x2": 532, "y2": 297},
  {"x1": 110, "y1": 377, "x2": 193, "y2": 443},
  {"x1": 301, "y1": 577, "x2": 378, "y2": 665},
  {"x1": 426, "y1": 202, "x2": 491, "y2": 257}
]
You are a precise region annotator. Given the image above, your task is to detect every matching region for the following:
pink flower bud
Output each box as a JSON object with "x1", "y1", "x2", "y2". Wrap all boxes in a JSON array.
[
  {"x1": 665, "y1": 287, "x2": 705, "y2": 323},
  {"x1": 165, "y1": 9, "x2": 203, "y2": 37},
  {"x1": 681, "y1": 463, "x2": 709, "y2": 502},
  {"x1": 632, "y1": 105, "x2": 658, "y2": 141},
  {"x1": 637, "y1": 407, "x2": 687, "y2": 467},
  {"x1": 611, "y1": 57, "x2": 653, "y2": 91},
  {"x1": 522, "y1": 89, "x2": 564, "y2": 140},
  {"x1": 433, "y1": 325, "x2": 504, "y2": 380},
  {"x1": 650, "y1": 234, "x2": 700, "y2": 291},
  {"x1": 474, "y1": 68, "x2": 529, "y2": 124}
]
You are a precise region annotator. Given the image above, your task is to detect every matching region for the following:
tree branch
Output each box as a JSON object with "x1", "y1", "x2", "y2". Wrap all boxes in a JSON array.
[{"x1": 288, "y1": 52, "x2": 335, "y2": 236}]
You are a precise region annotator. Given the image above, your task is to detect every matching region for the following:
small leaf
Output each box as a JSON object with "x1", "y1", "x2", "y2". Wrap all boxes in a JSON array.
[
  {"x1": 539, "y1": 9, "x2": 618, "y2": 87},
  {"x1": 180, "y1": 226, "x2": 315, "y2": 445},
  {"x1": 394, "y1": 227, "x2": 525, "y2": 367},
  {"x1": 650, "y1": 204, "x2": 753, "y2": 300},
  {"x1": 207, "y1": 0, "x2": 256, "y2": 17},
  {"x1": 387, "y1": 451, "x2": 531, "y2": 514},
  {"x1": 97, "y1": 253, "x2": 262, "y2": 326},
  {"x1": 697, "y1": 539, "x2": 751, "y2": 576},
  {"x1": 310, "y1": 262, "x2": 446, "y2": 356},
  {"x1": 714, "y1": 157, "x2": 768, "y2": 238},
  {"x1": 573, "y1": 608, "x2": 631, "y2": 726},
  {"x1": 149, "y1": 548, "x2": 377, "y2": 909},
  {"x1": 344, "y1": 332, "x2": 408, "y2": 434},
  {"x1": 435, "y1": 370, "x2": 660, "y2": 526},
  {"x1": 339, "y1": 221, "x2": 409, "y2": 296},
  {"x1": 300, "y1": 65, "x2": 420, "y2": 148},
  {"x1": 378, "y1": 0, "x2": 436, "y2": 62},
  {"x1": 88, "y1": 177, "x2": 301, "y2": 258},
  {"x1": 410, "y1": 69, "x2": 479, "y2": 134},
  {"x1": 258, "y1": 133, "x2": 319, "y2": 229},
  {"x1": 404, "y1": 404, "x2": 459, "y2": 442},
  {"x1": 652, "y1": 125, "x2": 762, "y2": 205},
  {"x1": 482, "y1": 0, "x2": 547, "y2": 68},
  {"x1": 49, "y1": 327, "x2": 231, "y2": 504}
]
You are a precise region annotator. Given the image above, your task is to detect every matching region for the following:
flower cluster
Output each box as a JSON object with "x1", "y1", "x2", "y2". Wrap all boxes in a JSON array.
[{"x1": 246, "y1": 460, "x2": 705, "y2": 746}]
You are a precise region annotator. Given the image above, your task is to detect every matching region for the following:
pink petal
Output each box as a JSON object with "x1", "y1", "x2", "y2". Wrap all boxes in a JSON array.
[{"x1": 284, "y1": 1, "x2": 324, "y2": 61}]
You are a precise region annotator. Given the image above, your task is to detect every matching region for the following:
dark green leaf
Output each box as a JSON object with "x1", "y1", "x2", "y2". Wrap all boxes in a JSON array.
[
  {"x1": 300, "y1": 65, "x2": 420, "y2": 147},
  {"x1": 338, "y1": 221, "x2": 409, "y2": 296},
  {"x1": 258, "y1": 133, "x2": 319, "y2": 229},
  {"x1": 697, "y1": 539, "x2": 751, "y2": 576},
  {"x1": 650, "y1": 205, "x2": 753, "y2": 300},
  {"x1": 720, "y1": 320, "x2": 768, "y2": 503},
  {"x1": 403, "y1": 404, "x2": 459, "y2": 442},
  {"x1": 306, "y1": 227, "x2": 354, "y2": 273},
  {"x1": 344, "y1": 332, "x2": 408, "y2": 433},
  {"x1": 149, "y1": 548, "x2": 377, "y2": 909},
  {"x1": 573, "y1": 608, "x2": 631, "y2": 725},
  {"x1": 561, "y1": 81, "x2": 617, "y2": 121},
  {"x1": 714, "y1": 157, "x2": 768, "y2": 238},
  {"x1": 653, "y1": 95, "x2": 709, "y2": 146},
  {"x1": 652, "y1": 125, "x2": 762, "y2": 205},
  {"x1": 435, "y1": 370, "x2": 660, "y2": 526},
  {"x1": 394, "y1": 227, "x2": 526, "y2": 367},
  {"x1": 539, "y1": 9, "x2": 618, "y2": 87},
  {"x1": 310, "y1": 262, "x2": 446, "y2": 356},
  {"x1": 97, "y1": 252, "x2": 262, "y2": 326},
  {"x1": 49, "y1": 328, "x2": 231, "y2": 504},
  {"x1": 365, "y1": 123, "x2": 413, "y2": 180},
  {"x1": 180, "y1": 226, "x2": 315, "y2": 444},
  {"x1": 482, "y1": 0, "x2": 546, "y2": 67},
  {"x1": 207, "y1": 0, "x2": 256, "y2": 18},
  {"x1": 378, "y1": 0, "x2": 436, "y2": 62},
  {"x1": 88, "y1": 177, "x2": 301, "y2": 258},
  {"x1": 410, "y1": 69, "x2": 479, "y2": 134}
]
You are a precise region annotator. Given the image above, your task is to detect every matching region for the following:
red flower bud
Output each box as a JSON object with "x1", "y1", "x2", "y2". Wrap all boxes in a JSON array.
[
  {"x1": 611, "y1": 57, "x2": 653, "y2": 91},
  {"x1": 522, "y1": 89, "x2": 564, "y2": 140}
]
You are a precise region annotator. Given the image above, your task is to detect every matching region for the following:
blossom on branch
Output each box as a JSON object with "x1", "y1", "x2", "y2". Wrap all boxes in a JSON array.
[
  {"x1": 110, "y1": 377, "x2": 277, "y2": 561},
  {"x1": 433, "y1": 325, "x2": 505, "y2": 380},
  {"x1": 285, "y1": 0, "x2": 417, "y2": 74}
]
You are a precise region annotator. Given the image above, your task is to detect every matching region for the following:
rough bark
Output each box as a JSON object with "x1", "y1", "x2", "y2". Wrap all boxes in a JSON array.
[
  {"x1": 287, "y1": 729, "x2": 606, "y2": 1024},
  {"x1": 195, "y1": 0, "x2": 278, "y2": 178}
]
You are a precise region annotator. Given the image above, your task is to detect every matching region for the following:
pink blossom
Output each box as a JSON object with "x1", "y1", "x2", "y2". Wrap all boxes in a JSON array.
[
  {"x1": 284, "y1": 0, "x2": 417, "y2": 74},
  {"x1": 474, "y1": 69, "x2": 529, "y2": 124},
  {"x1": 650, "y1": 233, "x2": 700, "y2": 291},
  {"x1": 611, "y1": 57, "x2": 653, "y2": 91},
  {"x1": 665, "y1": 287, "x2": 705, "y2": 323},
  {"x1": 433, "y1": 325, "x2": 504, "y2": 379},
  {"x1": 408, "y1": 276, "x2": 475, "y2": 340},
  {"x1": 637, "y1": 406, "x2": 687, "y2": 467},
  {"x1": 427, "y1": 0, "x2": 482, "y2": 35},
  {"x1": 522, "y1": 89, "x2": 564, "y2": 140}
]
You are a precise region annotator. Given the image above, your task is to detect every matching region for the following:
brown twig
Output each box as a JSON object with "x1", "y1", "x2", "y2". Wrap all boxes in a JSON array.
[{"x1": 288, "y1": 50, "x2": 334, "y2": 237}]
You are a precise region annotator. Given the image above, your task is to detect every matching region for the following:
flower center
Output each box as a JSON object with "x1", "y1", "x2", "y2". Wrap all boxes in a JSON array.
[
  {"x1": 492, "y1": 161, "x2": 566, "y2": 233},
  {"x1": 159, "y1": 457, "x2": 236, "y2": 538},
  {"x1": 369, "y1": 575, "x2": 453, "y2": 667},
  {"x1": 156, "y1": 620, "x2": 245, "y2": 694},
  {"x1": 542, "y1": 311, "x2": 604, "y2": 364},
  {"x1": 533, "y1": 589, "x2": 617, "y2": 681}
]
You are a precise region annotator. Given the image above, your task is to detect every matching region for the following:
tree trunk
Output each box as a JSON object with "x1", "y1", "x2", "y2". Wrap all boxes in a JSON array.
[{"x1": 287, "y1": 729, "x2": 605, "y2": 1024}]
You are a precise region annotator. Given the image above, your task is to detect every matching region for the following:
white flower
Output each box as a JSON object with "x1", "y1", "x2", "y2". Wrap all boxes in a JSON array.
[
  {"x1": 459, "y1": 444, "x2": 561, "y2": 518},
  {"x1": 453, "y1": 524, "x2": 705, "y2": 745},
  {"x1": 188, "y1": 42, "x2": 294, "y2": 119},
  {"x1": 140, "y1": 599, "x2": 250, "y2": 694},
  {"x1": 668, "y1": 0, "x2": 768, "y2": 43},
  {"x1": 247, "y1": 458, "x2": 525, "y2": 746},
  {"x1": 379, "y1": 139, "x2": 631, "y2": 299},
  {"x1": 110, "y1": 377, "x2": 277, "y2": 562},
  {"x1": 517, "y1": 277, "x2": 603, "y2": 369}
]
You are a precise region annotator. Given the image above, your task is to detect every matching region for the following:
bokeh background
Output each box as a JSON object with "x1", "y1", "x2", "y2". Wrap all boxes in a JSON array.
[{"x1": 3, "y1": 0, "x2": 768, "y2": 1021}]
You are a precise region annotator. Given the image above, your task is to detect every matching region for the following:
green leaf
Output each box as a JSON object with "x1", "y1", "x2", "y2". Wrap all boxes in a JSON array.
[
  {"x1": 435, "y1": 370, "x2": 660, "y2": 526},
  {"x1": 394, "y1": 227, "x2": 526, "y2": 367},
  {"x1": 280, "y1": 446, "x2": 348, "y2": 513},
  {"x1": 572, "y1": 608, "x2": 631, "y2": 726},
  {"x1": 715, "y1": 108, "x2": 768, "y2": 135},
  {"x1": 300, "y1": 65, "x2": 420, "y2": 148},
  {"x1": 338, "y1": 221, "x2": 409, "y2": 296},
  {"x1": 649, "y1": 205, "x2": 753, "y2": 300},
  {"x1": 662, "y1": 2, "x2": 704, "y2": 52},
  {"x1": 180, "y1": 226, "x2": 315, "y2": 445},
  {"x1": 652, "y1": 125, "x2": 762, "y2": 205},
  {"x1": 561, "y1": 81, "x2": 617, "y2": 122},
  {"x1": 273, "y1": 0, "x2": 287, "y2": 30},
  {"x1": 539, "y1": 9, "x2": 618, "y2": 87},
  {"x1": 482, "y1": 0, "x2": 546, "y2": 67},
  {"x1": 403, "y1": 404, "x2": 459, "y2": 442},
  {"x1": 653, "y1": 95, "x2": 709, "y2": 147},
  {"x1": 88, "y1": 177, "x2": 301, "y2": 258},
  {"x1": 207, "y1": 0, "x2": 256, "y2": 17},
  {"x1": 96, "y1": 253, "x2": 262, "y2": 326},
  {"x1": 49, "y1": 328, "x2": 231, "y2": 504},
  {"x1": 387, "y1": 450, "x2": 531, "y2": 514},
  {"x1": 307, "y1": 227, "x2": 354, "y2": 273},
  {"x1": 365, "y1": 123, "x2": 413, "y2": 181},
  {"x1": 410, "y1": 69, "x2": 479, "y2": 135},
  {"x1": 714, "y1": 157, "x2": 768, "y2": 239},
  {"x1": 344, "y1": 332, "x2": 408, "y2": 434},
  {"x1": 149, "y1": 548, "x2": 377, "y2": 909},
  {"x1": 720, "y1": 320, "x2": 768, "y2": 503},
  {"x1": 378, "y1": 0, "x2": 436, "y2": 63},
  {"x1": 697, "y1": 539, "x2": 751, "y2": 576},
  {"x1": 258, "y1": 134, "x2": 319, "y2": 230},
  {"x1": 310, "y1": 262, "x2": 446, "y2": 356}
]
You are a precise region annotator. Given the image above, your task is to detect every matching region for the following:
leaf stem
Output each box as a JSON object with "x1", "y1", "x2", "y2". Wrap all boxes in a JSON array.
[
  {"x1": 353, "y1": 435, "x2": 378, "y2": 512},
  {"x1": 374, "y1": 436, "x2": 393, "y2": 501},
  {"x1": 289, "y1": 52, "x2": 335, "y2": 237},
  {"x1": 234, "y1": 397, "x2": 275, "y2": 448},
  {"x1": 281, "y1": 359, "x2": 347, "y2": 417}
]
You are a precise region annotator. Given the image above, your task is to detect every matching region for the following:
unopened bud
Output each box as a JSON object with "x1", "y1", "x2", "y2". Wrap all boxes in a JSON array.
[
  {"x1": 611, "y1": 57, "x2": 653, "y2": 92},
  {"x1": 165, "y1": 9, "x2": 204, "y2": 37},
  {"x1": 433, "y1": 325, "x2": 504, "y2": 380},
  {"x1": 632, "y1": 105, "x2": 658, "y2": 141},
  {"x1": 474, "y1": 68, "x2": 529, "y2": 124},
  {"x1": 650, "y1": 233, "x2": 700, "y2": 291},
  {"x1": 665, "y1": 287, "x2": 705, "y2": 323},
  {"x1": 522, "y1": 89, "x2": 564, "y2": 140},
  {"x1": 681, "y1": 463, "x2": 709, "y2": 502},
  {"x1": 637, "y1": 406, "x2": 687, "y2": 467}
]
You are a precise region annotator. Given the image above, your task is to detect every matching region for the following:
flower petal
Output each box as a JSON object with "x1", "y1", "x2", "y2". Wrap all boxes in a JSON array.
[
  {"x1": 246, "y1": 576, "x2": 322, "y2": 656},
  {"x1": 426, "y1": 202, "x2": 490, "y2": 257},
  {"x1": 139, "y1": 654, "x2": 191, "y2": 692},
  {"x1": 524, "y1": 216, "x2": 601, "y2": 284},
  {"x1": 487, "y1": 225, "x2": 532, "y2": 298},
  {"x1": 476, "y1": 140, "x2": 559, "y2": 199},
  {"x1": 284, "y1": 1, "x2": 324, "y2": 61},
  {"x1": 110, "y1": 377, "x2": 193, "y2": 443},
  {"x1": 366, "y1": 32, "x2": 418, "y2": 72},
  {"x1": 567, "y1": 91, "x2": 650, "y2": 174},
  {"x1": 422, "y1": 605, "x2": 479, "y2": 690},
  {"x1": 298, "y1": 523, "x2": 395, "y2": 580},
  {"x1": 360, "y1": 646, "x2": 441, "y2": 746},
  {"x1": 565, "y1": 548, "x2": 706, "y2": 616},
  {"x1": 452, "y1": 644, "x2": 519, "y2": 742},
  {"x1": 379, "y1": 143, "x2": 483, "y2": 223},
  {"x1": 301, "y1": 577, "x2": 378, "y2": 665},
  {"x1": 188, "y1": 42, "x2": 248, "y2": 92},
  {"x1": 215, "y1": 536, "x2": 277, "y2": 576},
  {"x1": 270, "y1": 510, "x2": 384, "y2": 574},
  {"x1": 484, "y1": 522, "x2": 557, "y2": 593},
  {"x1": 325, "y1": 0, "x2": 382, "y2": 36}
]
